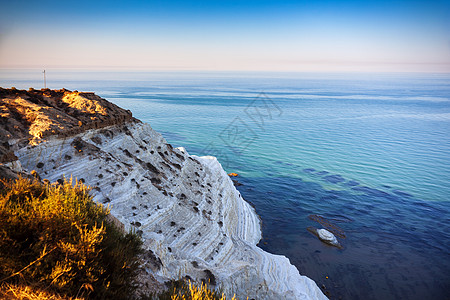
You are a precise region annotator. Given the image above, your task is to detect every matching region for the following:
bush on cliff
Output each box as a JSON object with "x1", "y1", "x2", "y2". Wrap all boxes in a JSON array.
[
  {"x1": 0, "y1": 177, "x2": 142, "y2": 299},
  {"x1": 156, "y1": 280, "x2": 237, "y2": 300}
]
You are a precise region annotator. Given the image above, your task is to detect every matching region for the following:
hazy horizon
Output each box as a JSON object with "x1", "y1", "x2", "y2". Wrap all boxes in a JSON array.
[{"x1": 1, "y1": 0, "x2": 449, "y2": 73}]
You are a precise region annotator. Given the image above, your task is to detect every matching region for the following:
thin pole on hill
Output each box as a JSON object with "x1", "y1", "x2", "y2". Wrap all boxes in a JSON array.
[{"x1": 43, "y1": 70, "x2": 46, "y2": 89}]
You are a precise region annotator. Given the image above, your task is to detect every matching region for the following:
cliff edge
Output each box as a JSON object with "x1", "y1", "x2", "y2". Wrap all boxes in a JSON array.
[
  {"x1": 1, "y1": 88, "x2": 327, "y2": 300},
  {"x1": 0, "y1": 87, "x2": 133, "y2": 162}
]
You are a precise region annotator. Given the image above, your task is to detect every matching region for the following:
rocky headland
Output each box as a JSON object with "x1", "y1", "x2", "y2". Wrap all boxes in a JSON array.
[{"x1": 0, "y1": 87, "x2": 327, "y2": 300}]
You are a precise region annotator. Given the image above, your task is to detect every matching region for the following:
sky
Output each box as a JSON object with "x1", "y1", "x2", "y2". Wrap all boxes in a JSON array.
[{"x1": 0, "y1": 0, "x2": 449, "y2": 72}]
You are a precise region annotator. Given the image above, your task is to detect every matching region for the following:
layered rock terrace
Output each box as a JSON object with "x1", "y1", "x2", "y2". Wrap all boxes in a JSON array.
[{"x1": 1, "y1": 88, "x2": 326, "y2": 300}]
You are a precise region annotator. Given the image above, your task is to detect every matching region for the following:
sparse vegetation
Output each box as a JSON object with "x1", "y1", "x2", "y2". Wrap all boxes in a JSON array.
[
  {"x1": 156, "y1": 280, "x2": 236, "y2": 300},
  {"x1": 0, "y1": 176, "x2": 239, "y2": 300},
  {"x1": 0, "y1": 282, "x2": 83, "y2": 300},
  {"x1": 0, "y1": 177, "x2": 142, "y2": 299}
]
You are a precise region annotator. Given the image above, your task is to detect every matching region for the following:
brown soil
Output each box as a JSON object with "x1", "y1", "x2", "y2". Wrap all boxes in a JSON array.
[{"x1": 0, "y1": 87, "x2": 136, "y2": 163}]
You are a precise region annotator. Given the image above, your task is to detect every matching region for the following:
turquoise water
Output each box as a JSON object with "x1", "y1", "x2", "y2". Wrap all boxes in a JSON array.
[{"x1": 2, "y1": 70, "x2": 450, "y2": 299}]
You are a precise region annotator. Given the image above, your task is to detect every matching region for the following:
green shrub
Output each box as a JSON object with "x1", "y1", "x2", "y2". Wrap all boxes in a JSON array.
[{"x1": 0, "y1": 177, "x2": 142, "y2": 299}]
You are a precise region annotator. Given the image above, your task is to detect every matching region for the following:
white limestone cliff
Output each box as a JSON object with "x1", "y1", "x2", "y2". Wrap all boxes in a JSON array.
[{"x1": 14, "y1": 121, "x2": 327, "y2": 300}]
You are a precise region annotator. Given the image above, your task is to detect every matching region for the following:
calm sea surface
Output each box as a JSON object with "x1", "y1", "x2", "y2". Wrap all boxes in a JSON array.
[{"x1": 2, "y1": 70, "x2": 449, "y2": 299}]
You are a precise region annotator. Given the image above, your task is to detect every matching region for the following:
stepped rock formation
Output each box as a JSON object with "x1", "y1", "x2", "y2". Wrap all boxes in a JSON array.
[{"x1": 1, "y1": 88, "x2": 327, "y2": 300}]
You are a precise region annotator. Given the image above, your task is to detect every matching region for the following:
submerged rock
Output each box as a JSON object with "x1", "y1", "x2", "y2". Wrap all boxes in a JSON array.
[
  {"x1": 308, "y1": 227, "x2": 343, "y2": 249},
  {"x1": 317, "y1": 229, "x2": 339, "y2": 246},
  {"x1": 232, "y1": 179, "x2": 242, "y2": 186}
]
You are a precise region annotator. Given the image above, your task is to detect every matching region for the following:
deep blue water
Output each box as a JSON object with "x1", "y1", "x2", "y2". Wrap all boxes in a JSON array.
[{"x1": 1, "y1": 70, "x2": 450, "y2": 299}]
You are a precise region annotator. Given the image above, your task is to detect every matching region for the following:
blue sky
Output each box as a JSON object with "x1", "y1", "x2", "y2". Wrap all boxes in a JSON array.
[{"x1": 0, "y1": 0, "x2": 449, "y2": 72}]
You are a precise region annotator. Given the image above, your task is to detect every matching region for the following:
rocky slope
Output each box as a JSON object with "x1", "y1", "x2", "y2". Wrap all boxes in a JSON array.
[{"x1": 1, "y1": 88, "x2": 327, "y2": 300}]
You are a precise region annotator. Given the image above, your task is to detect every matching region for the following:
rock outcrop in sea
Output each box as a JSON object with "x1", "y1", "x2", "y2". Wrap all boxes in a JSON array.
[{"x1": 0, "y1": 87, "x2": 327, "y2": 300}]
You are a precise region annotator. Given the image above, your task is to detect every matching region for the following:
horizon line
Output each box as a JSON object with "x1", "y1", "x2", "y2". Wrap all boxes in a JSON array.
[{"x1": 1, "y1": 66, "x2": 450, "y2": 74}]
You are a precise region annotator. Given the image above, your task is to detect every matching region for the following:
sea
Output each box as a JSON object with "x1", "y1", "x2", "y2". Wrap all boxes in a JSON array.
[{"x1": 1, "y1": 70, "x2": 449, "y2": 300}]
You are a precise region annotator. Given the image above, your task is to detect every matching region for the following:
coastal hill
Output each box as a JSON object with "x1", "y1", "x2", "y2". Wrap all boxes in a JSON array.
[
  {"x1": 0, "y1": 88, "x2": 327, "y2": 300},
  {"x1": 0, "y1": 87, "x2": 133, "y2": 163}
]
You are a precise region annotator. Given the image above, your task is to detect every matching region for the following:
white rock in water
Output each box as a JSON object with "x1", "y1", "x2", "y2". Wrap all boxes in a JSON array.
[
  {"x1": 15, "y1": 121, "x2": 328, "y2": 300},
  {"x1": 317, "y1": 229, "x2": 339, "y2": 245}
]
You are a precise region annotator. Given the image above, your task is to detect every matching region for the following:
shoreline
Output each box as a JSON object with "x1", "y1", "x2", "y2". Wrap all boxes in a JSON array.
[{"x1": 1, "y1": 88, "x2": 327, "y2": 299}]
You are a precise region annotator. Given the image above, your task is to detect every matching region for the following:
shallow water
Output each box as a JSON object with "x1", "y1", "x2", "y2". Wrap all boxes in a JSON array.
[{"x1": 2, "y1": 70, "x2": 449, "y2": 299}]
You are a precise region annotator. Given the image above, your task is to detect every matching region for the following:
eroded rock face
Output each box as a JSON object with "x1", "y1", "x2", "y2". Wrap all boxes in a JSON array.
[{"x1": 2, "y1": 89, "x2": 327, "y2": 300}]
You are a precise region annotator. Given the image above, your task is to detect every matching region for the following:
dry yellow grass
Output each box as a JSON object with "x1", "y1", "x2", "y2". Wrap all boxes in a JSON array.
[
  {"x1": 0, "y1": 282, "x2": 82, "y2": 300},
  {"x1": 168, "y1": 281, "x2": 238, "y2": 300},
  {"x1": 0, "y1": 177, "x2": 142, "y2": 300}
]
